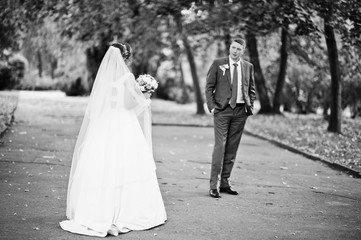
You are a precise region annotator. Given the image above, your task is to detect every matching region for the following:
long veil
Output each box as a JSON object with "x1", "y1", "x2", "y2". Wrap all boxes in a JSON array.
[{"x1": 66, "y1": 46, "x2": 153, "y2": 218}]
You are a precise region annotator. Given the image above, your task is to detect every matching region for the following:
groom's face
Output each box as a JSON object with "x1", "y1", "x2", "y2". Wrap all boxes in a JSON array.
[{"x1": 229, "y1": 41, "x2": 245, "y2": 62}]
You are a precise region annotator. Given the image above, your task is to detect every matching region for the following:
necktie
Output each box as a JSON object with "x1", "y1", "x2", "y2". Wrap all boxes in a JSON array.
[{"x1": 230, "y1": 63, "x2": 238, "y2": 109}]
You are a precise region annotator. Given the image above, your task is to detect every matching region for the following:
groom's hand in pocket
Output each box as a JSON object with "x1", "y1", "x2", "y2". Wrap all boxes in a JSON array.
[{"x1": 245, "y1": 105, "x2": 253, "y2": 116}]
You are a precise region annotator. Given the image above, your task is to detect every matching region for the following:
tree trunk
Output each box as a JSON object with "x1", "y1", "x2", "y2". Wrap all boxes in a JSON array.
[
  {"x1": 50, "y1": 57, "x2": 57, "y2": 79},
  {"x1": 85, "y1": 46, "x2": 106, "y2": 91},
  {"x1": 324, "y1": 17, "x2": 342, "y2": 133},
  {"x1": 224, "y1": 27, "x2": 231, "y2": 53},
  {"x1": 323, "y1": 100, "x2": 330, "y2": 118},
  {"x1": 273, "y1": 24, "x2": 289, "y2": 114},
  {"x1": 37, "y1": 50, "x2": 42, "y2": 77},
  {"x1": 306, "y1": 88, "x2": 314, "y2": 114},
  {"x1": 85, "y1": 35, "x2": 110, "y2": 92},
  {"x1": 175, "y1": 14, "x2": 205, "y2": 115},
  {"x1": 178, "y1": 61, "x2": 190, "y2": 104},
  {"x1": 246, "y1": 31, "x2": 272, "y2": 113},
  {"x1": 182, "y1": 35, "x2": 205, "y2": 114}
]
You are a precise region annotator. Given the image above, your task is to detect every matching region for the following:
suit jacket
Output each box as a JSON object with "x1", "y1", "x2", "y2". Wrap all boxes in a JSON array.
[{"x1": 205, "y1": 57, "x2": 256, "y2": 114}]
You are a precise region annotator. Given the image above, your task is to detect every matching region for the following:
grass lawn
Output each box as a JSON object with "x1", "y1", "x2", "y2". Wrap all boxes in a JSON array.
[{"x1": 246, "y1": 113, "x2": 361, "y2": 174}]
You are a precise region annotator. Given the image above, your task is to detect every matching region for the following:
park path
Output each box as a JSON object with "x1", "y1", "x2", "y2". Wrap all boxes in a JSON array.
[{"x1": 0, "y1": 91, "x2": 360, "y2": 240}]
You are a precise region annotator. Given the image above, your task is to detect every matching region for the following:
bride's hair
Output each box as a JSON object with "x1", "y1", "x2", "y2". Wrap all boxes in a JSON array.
[{"x1": 111, "y1": 42, "x2": 132, "y2": 61}]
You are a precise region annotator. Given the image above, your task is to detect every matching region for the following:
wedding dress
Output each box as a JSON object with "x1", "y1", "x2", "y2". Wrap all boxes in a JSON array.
[{"x1": 59, "y1": 46, "x2": 167, "y2": 237}]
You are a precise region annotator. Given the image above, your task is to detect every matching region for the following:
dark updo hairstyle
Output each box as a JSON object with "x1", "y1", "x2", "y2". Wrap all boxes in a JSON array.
[{"x1": 111, "y1": 42, "x2": 132, "y2": 62}]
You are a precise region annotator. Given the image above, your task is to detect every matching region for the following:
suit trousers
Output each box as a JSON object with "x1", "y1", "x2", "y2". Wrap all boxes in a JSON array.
[{"x1": 210, "y1": 104, "x2": 248, "y2": 190}]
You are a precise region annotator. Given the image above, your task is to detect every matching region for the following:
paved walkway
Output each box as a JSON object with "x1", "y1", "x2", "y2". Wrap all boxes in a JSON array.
[{"x1": 0, "y1": 91, "x2": 360, "y2": 240}]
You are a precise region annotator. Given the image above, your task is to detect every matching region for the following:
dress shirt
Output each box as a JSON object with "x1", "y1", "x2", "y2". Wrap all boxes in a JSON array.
[{"x1": 229, "y1": 57, "x2": 244, "y2": 104}]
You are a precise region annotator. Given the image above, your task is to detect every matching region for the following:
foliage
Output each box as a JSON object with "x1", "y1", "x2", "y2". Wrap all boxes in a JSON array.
[
  {"x1": 1, "y1": 0, "x2": 360, "y2": 119},
  {"x1": 310, "y1": 0, "x2": 361, "y2": 49},
  {"x1": 50, "y1": 0, "x2": 169, "y2": 90},
  {"x1": 257, "y1": 17, "x2": 360, "y2": 117},
  {"x1": 22, "y1": 18, "x2": 61, "y2": 77},
  {"x1": 0, "y1": 0, "x2": 71, "y2": 91},
  {"x1": 156, "y1": 77, "x2": 193, "y2": 104},
  {"x1": 0, "y1": 0, "x2": 56, "y2": 53},
  {"x1": 55, "y1": 42, "x2": 89, "y2": 95},
  {"x1": 246, "y1": 113, "x2": 361, "y2": 172},
  {"x1": 343, "y1": 79, "x2": 361, "y2": 118},
  {"x1": 61, "y1": 77, "x2": 88, "y2": 96},
  {"x1": 0, "y1": 0, "x2": 19, "y2": 53},
  {"x1": 0, "y1": 91, "x2": 18, "y2": 136},
  {"x1": 0, "y1": 53, "x2": 27, "y2": 90},
  {"x1": 339, "y1": 46, "x2": 361, "y2": 118},
  {"x1": 17, "y1": 72, "x2": 57, "y2": 91},
  {"x1": 0, "y1": 61, "x2": 15, "y2": 90}
]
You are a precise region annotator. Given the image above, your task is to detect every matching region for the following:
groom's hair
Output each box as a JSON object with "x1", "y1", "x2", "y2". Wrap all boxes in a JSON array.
[
  {"x1": 111, "y1": 42, "x2": 132, "y2": 61},
  {"x1": 233, "y1": 38, "x2": 246, "y2": 48}
]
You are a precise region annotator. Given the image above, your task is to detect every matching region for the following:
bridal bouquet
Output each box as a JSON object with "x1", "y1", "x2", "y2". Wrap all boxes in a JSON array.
[{"x1": 135, "y1": 74, "x2": 159, "y2": 93}]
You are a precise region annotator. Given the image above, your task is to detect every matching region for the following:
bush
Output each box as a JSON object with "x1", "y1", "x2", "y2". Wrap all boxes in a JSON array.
[
  {"x1": 0, "y1": 54, "x2": 26, "y2": 90},
  {"x1": 343, "y1": 77, "x2": 361, "y2": 118},
  {"x1": 0, "y1": 62, "x2": 15, "y2": 90},
  {"x1": 156, "y1": 77, "x2": 193, "y2": 104},
  {"x1": 0, "y1": 92, "x2": 18, "y2": 137},
  {"x1": 18, "y1": 71, "x2": 57, "y2": 91},
  {"x1": 60, "y1": 77, "x2": 88, "y2": 96}
]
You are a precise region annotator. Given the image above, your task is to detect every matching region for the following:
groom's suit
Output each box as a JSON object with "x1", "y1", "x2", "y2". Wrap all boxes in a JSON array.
[{"x1": 205, "y1": 57, "x2": 256, "y2": 190}]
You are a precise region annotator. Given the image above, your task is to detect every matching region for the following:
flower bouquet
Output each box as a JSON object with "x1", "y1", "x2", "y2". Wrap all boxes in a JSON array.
[{"x1": 135, "y1": 74, "x2": 159, "y2": 93}]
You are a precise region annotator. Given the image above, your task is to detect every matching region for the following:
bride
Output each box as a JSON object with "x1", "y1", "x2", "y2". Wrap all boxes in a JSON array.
[{"x1": 59, "y1": 43, "x2": 167, "y2": 237}]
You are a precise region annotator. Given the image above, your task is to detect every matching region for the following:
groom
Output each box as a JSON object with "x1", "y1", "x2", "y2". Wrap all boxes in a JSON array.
[{"x1": 205, "y1": 38, "x2": 256, "y2": 198}]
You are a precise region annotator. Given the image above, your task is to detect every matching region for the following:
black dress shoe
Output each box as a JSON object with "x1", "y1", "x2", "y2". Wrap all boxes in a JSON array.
[
  {"x1": 219, "y1": 187, "x2": 239, "y2": 195},
  {"x1": 209, "y1": 189, "x2": 221, "y2": 198}
]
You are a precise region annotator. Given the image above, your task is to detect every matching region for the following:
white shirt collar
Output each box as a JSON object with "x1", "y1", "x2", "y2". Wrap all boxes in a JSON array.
[{"x1": 229, "y1": 57, "x2": 241, "y2": 66}]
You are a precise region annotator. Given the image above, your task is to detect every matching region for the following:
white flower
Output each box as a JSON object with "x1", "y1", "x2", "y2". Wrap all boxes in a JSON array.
[
  {"x1": 135, "y1": 74, "x2": 159, "y2": 93},
  {"x1": 219, "y1": 64, "x2": 229, "y2": 76}
]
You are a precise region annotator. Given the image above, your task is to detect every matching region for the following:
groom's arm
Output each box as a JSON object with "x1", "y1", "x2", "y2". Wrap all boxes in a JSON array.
[
  {"x1": 248, "y1": 64, "x2": 256, "y2": 109},
  {"x1": 205, "y1": 60, "x2": 218, "y2": 113}
]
